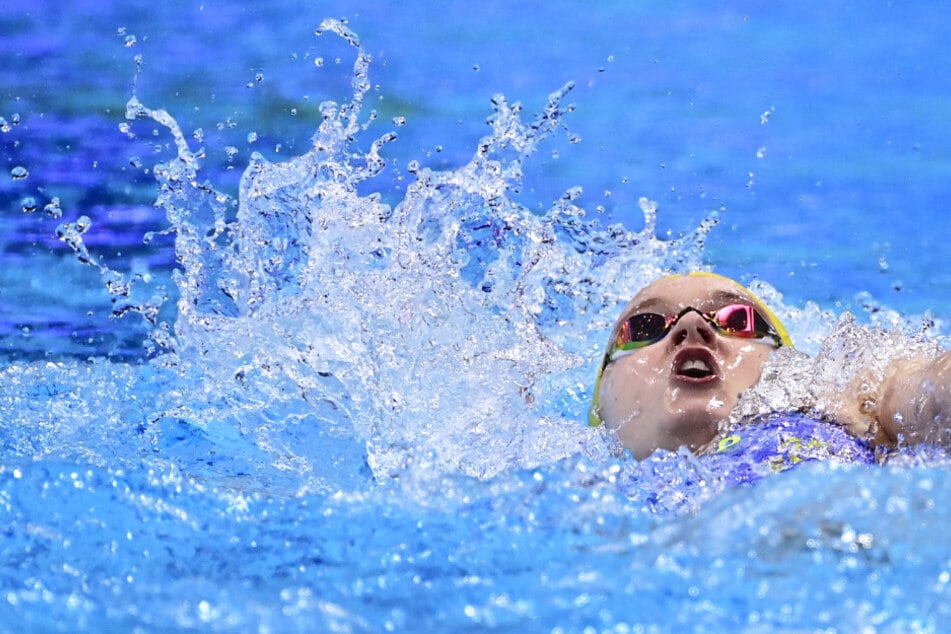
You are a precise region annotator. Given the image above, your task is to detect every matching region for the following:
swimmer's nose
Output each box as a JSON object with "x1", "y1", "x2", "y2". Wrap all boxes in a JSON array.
[{"x1": 669, "y1": 312, "x2": 716, "y2": 346}]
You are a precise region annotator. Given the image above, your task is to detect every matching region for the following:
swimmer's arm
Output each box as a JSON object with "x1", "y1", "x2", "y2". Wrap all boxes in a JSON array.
[{"x1": 876, "y1": 352, "x2": 951, "y2": 447}]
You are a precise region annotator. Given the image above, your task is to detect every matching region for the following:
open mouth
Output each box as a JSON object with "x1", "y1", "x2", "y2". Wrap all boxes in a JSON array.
[{"x1": 672, "y1": 348, "x2": 720, "y2": 384}]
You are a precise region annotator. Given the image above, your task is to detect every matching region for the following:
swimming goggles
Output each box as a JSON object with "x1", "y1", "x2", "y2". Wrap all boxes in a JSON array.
[{"x1": 607, "y1": 304, "x2": 784, "y2": 361}]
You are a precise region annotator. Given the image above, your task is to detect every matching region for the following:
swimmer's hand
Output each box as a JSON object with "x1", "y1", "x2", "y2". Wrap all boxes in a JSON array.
[{"x1": 877, "y1": 352, "x2": 951, "y2": 447}]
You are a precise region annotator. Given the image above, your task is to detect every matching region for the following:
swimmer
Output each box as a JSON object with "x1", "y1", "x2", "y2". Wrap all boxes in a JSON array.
[{"x1": 590, "y1": 272, "x2": 951, "y2": 462}]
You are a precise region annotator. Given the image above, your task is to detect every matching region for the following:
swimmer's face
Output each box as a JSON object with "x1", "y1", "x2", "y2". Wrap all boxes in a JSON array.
[{"x1": 596, "y1": 275, "x2": 779, "y2": 459}]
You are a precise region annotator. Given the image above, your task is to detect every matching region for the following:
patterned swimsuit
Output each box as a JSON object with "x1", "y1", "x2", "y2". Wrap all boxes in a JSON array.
[{"x1": 700, "y1": 412, "x2": 875, "y2": 486}]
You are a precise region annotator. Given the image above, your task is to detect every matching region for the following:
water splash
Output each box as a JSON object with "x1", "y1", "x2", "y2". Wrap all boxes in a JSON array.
[{"x1": 51, "y1": 20, "x2": 717, "y2": 488}]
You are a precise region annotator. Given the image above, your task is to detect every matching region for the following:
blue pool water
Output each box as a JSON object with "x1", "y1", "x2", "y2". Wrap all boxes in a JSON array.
[{"x1": 2, "y1": 2, "x2": 951, "y2": 631}]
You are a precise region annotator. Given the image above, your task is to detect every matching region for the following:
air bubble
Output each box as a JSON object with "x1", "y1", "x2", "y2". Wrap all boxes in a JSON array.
[
  {"x1": 124, "y1": 35, "x2": 137, "y2": 47},
  {"x1": 314, "y1": 57, "x2": 325, "y2": 68},
  {"x1": 247, "y1": 131, "x2": 258, "y2": 143},
  {"x1": 10, "y1": 166, "x2": 28, "y2": 180}
]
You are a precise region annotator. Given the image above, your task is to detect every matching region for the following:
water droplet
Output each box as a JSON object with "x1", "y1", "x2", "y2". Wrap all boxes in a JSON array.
[
  {"x1": 255, "y1": 72, "x2": 264, "y2": 82},
  {"x1": 10, "y1": 165, "x2": 28, "y2": 180},
  {"x1": 0, "y1": 117, "x2": 10, "y2": 133},
  {"x1": 129, "y1": 156, "x2": 142, "y2": 168},
  {"x1": 756, "y1": 146, "x2": 767, "y2": 159},
  {"x1": 21, "y1": 196, "x2": 37, "y2": 213},
  {"x1": 247, "y1": 131, "x2": 258, "y2": 143},
  {"x1": 760, "y1": 108, "x2": 774, "y2": 125},
  {"x1": 314, "y1": 57, "x2": 325, "y2": 68},
  {"x1": 193, "y1": 128, "x2": 205, "y2": 142},
  {"x1": 472, "y1": 64, "x2": 480, "y2": 72},
  {"x1": 392, "y1": 116, "x2": 406, "y2": 126},
  {"x1": 11, "y1": 113, "x2": 20, "y2": 125},
  {"x1": 44, "y1": 197, "x2": 63, "y2": 218},
  {"x1": 124, "y1": 34, "x2": 137, "y2": 47}
]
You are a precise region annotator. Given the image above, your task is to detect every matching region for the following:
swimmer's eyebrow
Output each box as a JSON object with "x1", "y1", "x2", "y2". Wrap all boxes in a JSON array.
[
  {"x1": 624, "y1": 290, "x2": 754, "y2": 317},
  {"x1": 626, "y1": 297, "x2": 669, "y2": 314},
  {"x1": 703, "y1": 290, "x2": 755, "y2": 308}
]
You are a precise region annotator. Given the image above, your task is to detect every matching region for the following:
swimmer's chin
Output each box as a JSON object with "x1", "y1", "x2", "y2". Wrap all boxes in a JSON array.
[{"x1": 665, "y1": 411, "x2": 721, "y2": 453}]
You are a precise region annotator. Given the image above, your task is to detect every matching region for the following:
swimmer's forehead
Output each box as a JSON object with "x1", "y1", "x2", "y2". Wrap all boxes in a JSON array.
[{"x1": 620, "y1": 277, "x2": 759, "y2": 319}]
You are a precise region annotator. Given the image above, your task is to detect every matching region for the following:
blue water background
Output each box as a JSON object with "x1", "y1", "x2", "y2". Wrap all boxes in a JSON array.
[
  {"x1": 4, "y1": 0, "x2": 950, "y2": 357},
  {"x1": 1, "y1": 1, "x2": 951, "y2": 632}
]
